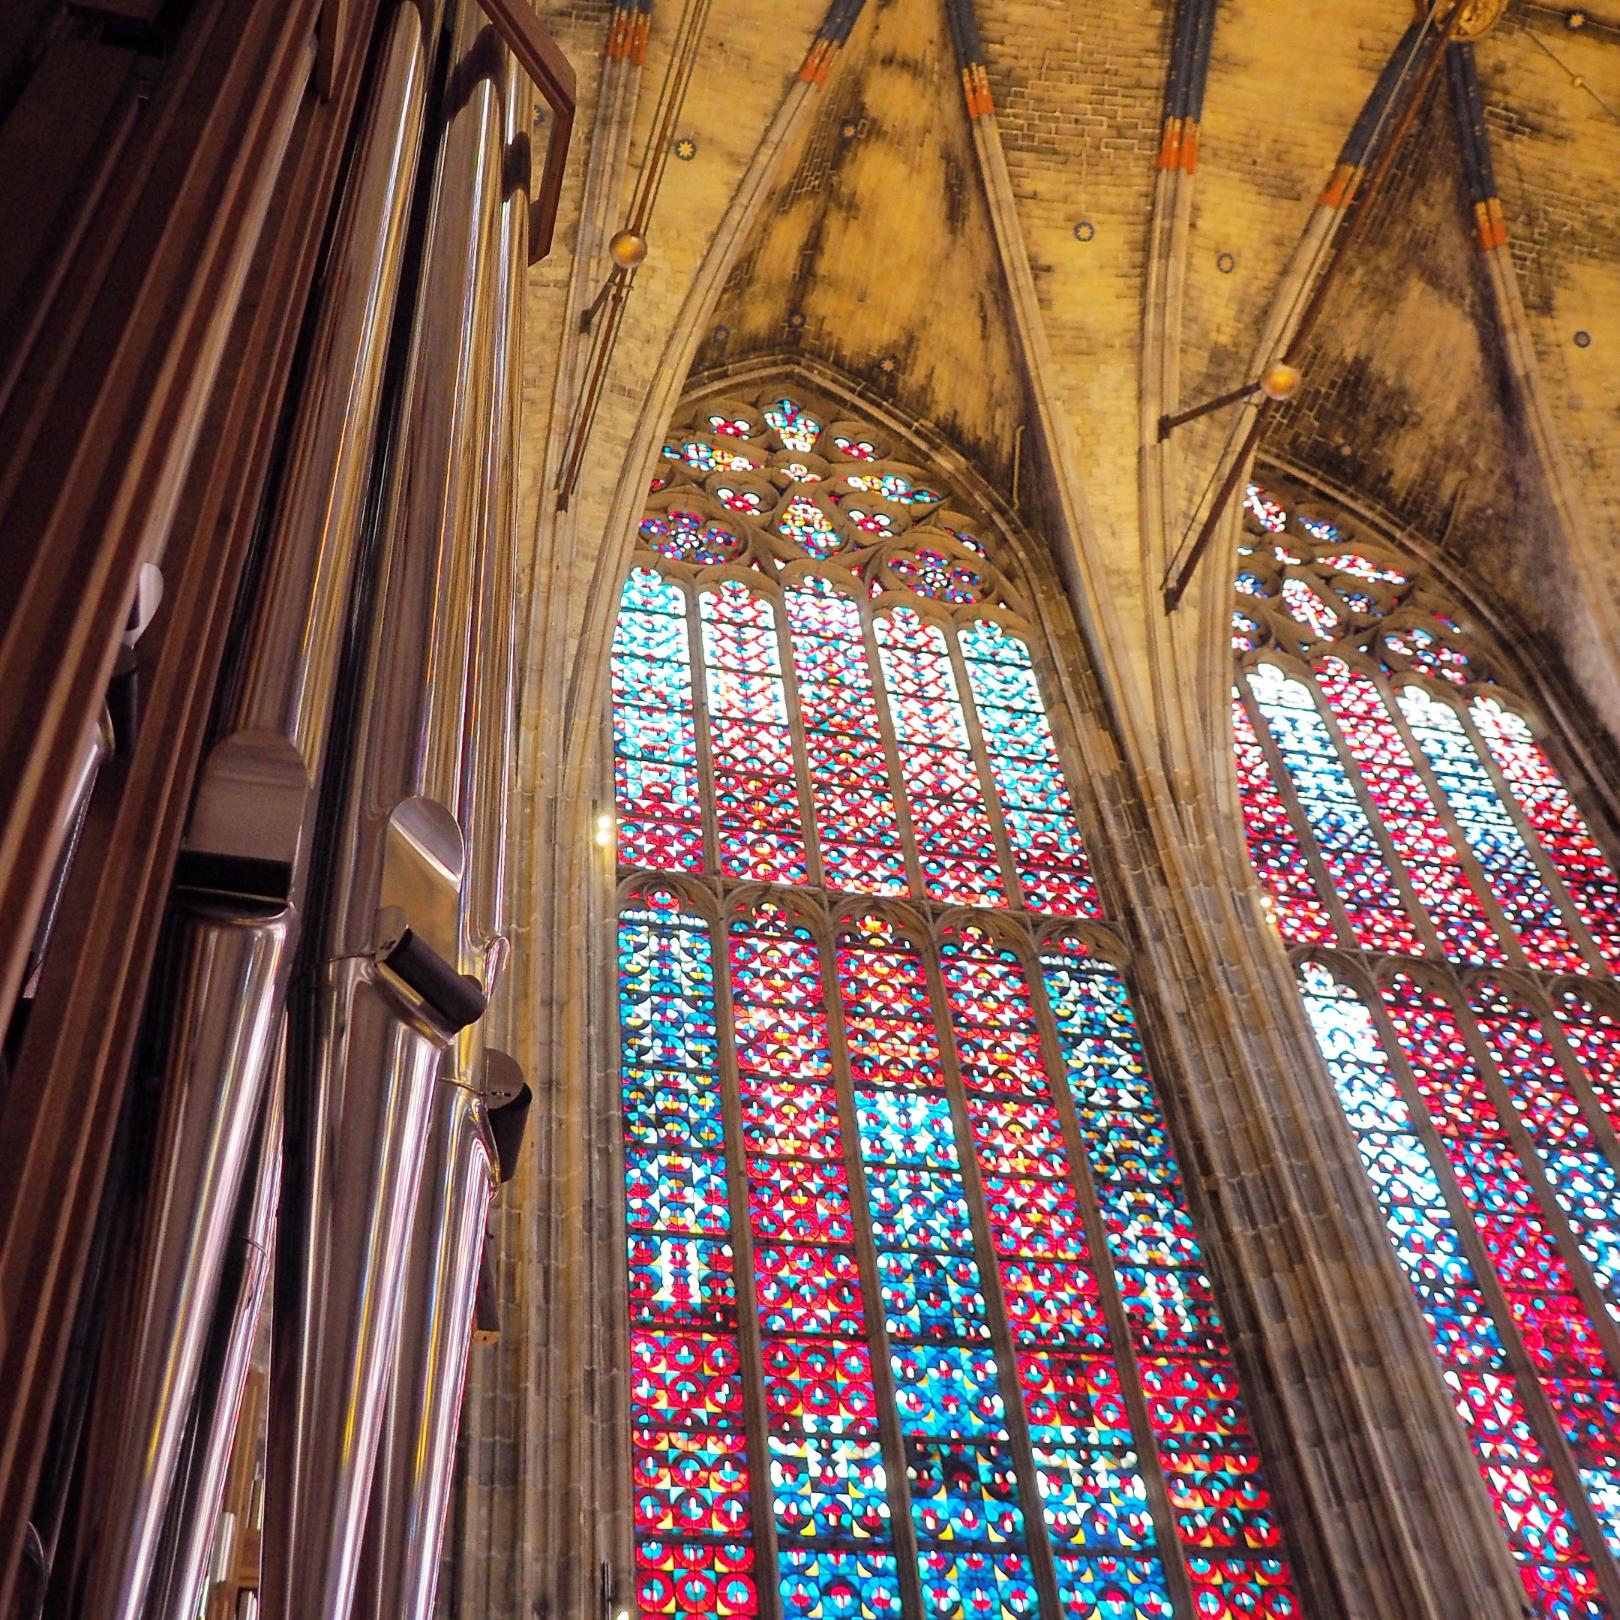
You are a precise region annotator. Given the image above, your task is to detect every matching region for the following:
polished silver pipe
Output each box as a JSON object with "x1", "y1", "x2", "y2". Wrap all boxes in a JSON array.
[
  {"x1": 19, "y1": 706, "x2": 113, "y2": 1003},
  {"x1": 143, "y1": 1074, "x2": 281, "y2": 1620},
  {"x1": 65, "y1": 901, "x2": 290, "y2": 1620},
  {"x1": 261, "y1": 3, "x2": 511, "y2": 1611},
  {"x1": 265, "y1": 957, "x2": 456, "y2": 1620},
  {"x1": 62, "y1": 10, "x2": 442, "y2": 1616},
  {"x1": 464, "y1": 38, "x2": 530, "y2": 988},
  {"x1": 352, "y1": 1078, "x2": 496, "y2": 1620},
  {"x1": 347, "y1": 41, "x2": 531, "y2": 1610}
]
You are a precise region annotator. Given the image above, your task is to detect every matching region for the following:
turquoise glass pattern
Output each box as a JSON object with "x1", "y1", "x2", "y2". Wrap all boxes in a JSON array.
[
  {"x1": 1299, "y1": 963, "x2": 1609, "y2": 1619},
  {"x1": 622, "y1": 891, "x2": 759, "y2": 1616},
  {"x1": 614, "y1": 569, "x2": 703, "y2": 873},
  {"x1": 783, "y1": 576, "x2": 907, "y2": 897},
  {"x1": 960, "y1": 620, "x2": 1099, "y2": 917},
  {"x1": 874, "y1": 608, "x2": 1006, "y2": 909}
]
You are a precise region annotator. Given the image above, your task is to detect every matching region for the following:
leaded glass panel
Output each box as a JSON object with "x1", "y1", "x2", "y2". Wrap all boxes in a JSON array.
[
  {"x1": 1233, "y1": 476, "x2": 1620, "y2": 1617},
  {"x1": 613, "y1": 393, "x2": 1302, "y2": 1619}
]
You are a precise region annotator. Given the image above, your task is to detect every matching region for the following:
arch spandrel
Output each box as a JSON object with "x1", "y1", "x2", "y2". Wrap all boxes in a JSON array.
[
  {"x1": 1030, "y1": 918, "x2": 1133, "y2": 971},
  {"x1": 617, "y1": 871, "x2": 728, "y2": 922}
]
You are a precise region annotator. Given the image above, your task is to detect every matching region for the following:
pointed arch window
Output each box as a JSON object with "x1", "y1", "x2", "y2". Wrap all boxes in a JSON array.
[
  {"x1": 1231, "y1": 476, "x2": 1620, "y2": 1619},
  {"x1": 612, "y1": 391, "x2": 1302, "y2": 1620}
]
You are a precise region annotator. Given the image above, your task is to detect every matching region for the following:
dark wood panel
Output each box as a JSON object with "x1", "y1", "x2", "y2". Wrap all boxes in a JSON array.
[
  {"x1": 0, "y1": 0, "x2": 380, "y2": 1603},
  {"x1": 0, "y1": 35, "x2": 141, "y2": 396},
  {"x1": 0, "y1": 0, "x2": 314, "y2": 1047}
]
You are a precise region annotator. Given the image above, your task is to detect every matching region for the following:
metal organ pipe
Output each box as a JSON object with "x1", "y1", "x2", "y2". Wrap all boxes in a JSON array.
[
  {"x1": 353, "y1": 37, "x2": 529, "y2": 1613},
  {"x1": 59, "y1": 8, "x2": 441, "y2": 1617},
  {"x1": 144, "y1": 1074, "x2": 282, "y2": 1620},
  {"x1": 468, "y1": 33, "x2": 527, "y2": 981},
  {"x1": 353, "y1": 1076, "x2": 498, "y2": 1620},
  {"x1": 63, "y1": 898, "x2": 291, "y2": 1620},
  {"x1": 260, "y1": 1, "x2": 523, "y2": 1612}
]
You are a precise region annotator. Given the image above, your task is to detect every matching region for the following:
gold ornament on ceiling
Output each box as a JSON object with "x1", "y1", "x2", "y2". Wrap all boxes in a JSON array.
[{"x1": 1432, "y1": 0, "x2": 1510, "y2": 40}]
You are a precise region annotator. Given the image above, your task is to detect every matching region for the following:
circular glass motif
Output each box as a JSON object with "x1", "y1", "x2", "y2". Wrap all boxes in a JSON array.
[
  {"x1": 712, "y1": 482, "x2": 768, "y2": 516},
  {"x1": 1381, "y1": 623, "x2": 1473, "y2": 686},
  {"x1": 666, "y1": 436, "x2": 761, "y2": 474},
  {"x1": 764, "y1": 397, "x2": 822, "y2": 453},
  {"x1": 640, "y1": 508, "x2": 743, "y2": 565},
  {"x1": 1322, "y1": 550, "x2": 1406, "y2": 587},
  {"x1": 844, "y1": 471, "x2": 942, "y2": 507},
  {"x1": 1244, "y1": 483, "x2": 1288, "y2": 533},
  {"x1": 1280, "y1": 577, "x2": 1338, "y2": 639},
  {"x1": 840, "y1": 504, "x2": 895, "y2": 537},
  {"x1": 888, "y1": 544, "x2": 986, "y2": 604},
  {"x1": 776, "y1": 494, "x2": 844, "y2": 559},
  {"x1": 940, "y1": 523, "x2": 986, "y2": 557}
]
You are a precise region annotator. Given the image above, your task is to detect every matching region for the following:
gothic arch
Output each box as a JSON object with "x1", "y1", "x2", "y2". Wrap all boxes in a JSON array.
[
  {"x1": 1232, "y1": 470, "x2": 1620, "y2": 1618},
  {"x1": 607, "y1": 378, "x2": 1316, "y2": 1619}
]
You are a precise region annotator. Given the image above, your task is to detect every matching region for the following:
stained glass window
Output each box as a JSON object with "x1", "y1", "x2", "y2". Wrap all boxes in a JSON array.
[
  {"x1": 1232, "y1": 475, "x2": 1620, "y2": 1618},
  {"x1": 613, "y1": 391, "x2": 1303, "y2": 1619}
]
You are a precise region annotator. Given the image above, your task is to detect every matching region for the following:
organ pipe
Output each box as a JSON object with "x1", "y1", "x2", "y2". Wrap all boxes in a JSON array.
[
  {"x1": 260, "y1": 3, "x2": 525, "y2": 1612},
  {"x1": 6, "y1": 0, "x2": 566, "y2": 1608}
]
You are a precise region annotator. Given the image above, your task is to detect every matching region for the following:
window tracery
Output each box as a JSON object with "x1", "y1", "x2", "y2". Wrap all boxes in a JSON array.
[
  {"x1": 1233, "y1": 477, "x2": 1620, "y2": 1618},
  {"x1": 611, "y1": 392, "x2": 1303, "y2": 1620}
]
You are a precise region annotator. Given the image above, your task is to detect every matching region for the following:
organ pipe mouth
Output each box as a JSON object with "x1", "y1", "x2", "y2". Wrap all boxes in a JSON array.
[{"x1": 172, "y1": 850, "x2": 295, "y2": 906}]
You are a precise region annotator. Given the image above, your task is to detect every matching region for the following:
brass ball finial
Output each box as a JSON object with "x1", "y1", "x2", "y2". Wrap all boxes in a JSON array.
[
  {"x1": 1430, "y1": 0, "x2": 1509, "y2": 40},
  {"x1": 609, "y1": 229, "x2": 648, "y2": 270},
  {"x1": 1260, "y1": 361, "x2": 1303, "y2": 401}
]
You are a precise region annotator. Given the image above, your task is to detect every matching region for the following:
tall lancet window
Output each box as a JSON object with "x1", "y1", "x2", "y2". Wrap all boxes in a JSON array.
[
  {"x1": 1231, "y1": 476, "x2": 1620, "y2": 1620},
  {"x1": 613, "y1": 390, "x2": 1302, "y2": 1620}
]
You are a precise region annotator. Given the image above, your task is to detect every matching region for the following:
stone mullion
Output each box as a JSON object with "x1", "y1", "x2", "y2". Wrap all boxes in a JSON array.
[
  {"x1": 709, "y1": 907, "x2": 786, "y2": 1618},
  {"x1": 1434, "y1": 979, "x2": 1620, "y2": 1406},
  {"x1": 1020, "y1": 939, "x2": 1200, "y2": 1620},
  {"x1": 1456, "y1": 698, "x2": 1613, "y2": 974},
  {"x1": 686, "y1": 573, "x2": 724, "y2": 879},
  {"x1": 860, "y1": 600, "x2": 932, "y2": 903},
  {"x1": 1438, "y1": 690, "x2": 1607, "y2": 975},
  {"x1": 914, "y1": 932, "x2": 1065, "y2": 1620},
  {"x1": 1299, "y1": 668, "x2": 1450, "y2": 962},
  {"x1": 1237, "y1": 679, "x2": 1358, "y2": 952},
  {"x1": 813, "y1": 913, "x2": 928, "y2": 1620},
  {"x1": 1372, "y1": 674, "x2": 1539, "y2": 974},
  {"x1": 1529, "y1": 985, "x2": 1620, "y2": 1188},
  {"x1": 770, "y1": 585, "x2": 828, "y2": 893},
  {"x1": 1467, "y1": 975, "x2": 1620, "y2": 1271},
  {"x1": 1359, "y1": 984, "x2": 1620, "y2": 1615},
  {"x1": 942, "y1": 613, "x2": 1028, "y2": 913}
]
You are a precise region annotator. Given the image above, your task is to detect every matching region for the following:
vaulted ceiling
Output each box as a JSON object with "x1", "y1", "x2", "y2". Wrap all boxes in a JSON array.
[
  {"x1": 675, "y1": 0, "x2": 1620, "y2": 727},
  {"x1": 517, "y1": 0, "x2": 1620, "y2": 745},
  {"x1": 696, "y1": 0, "x2": 1028, "y2": 493}
]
